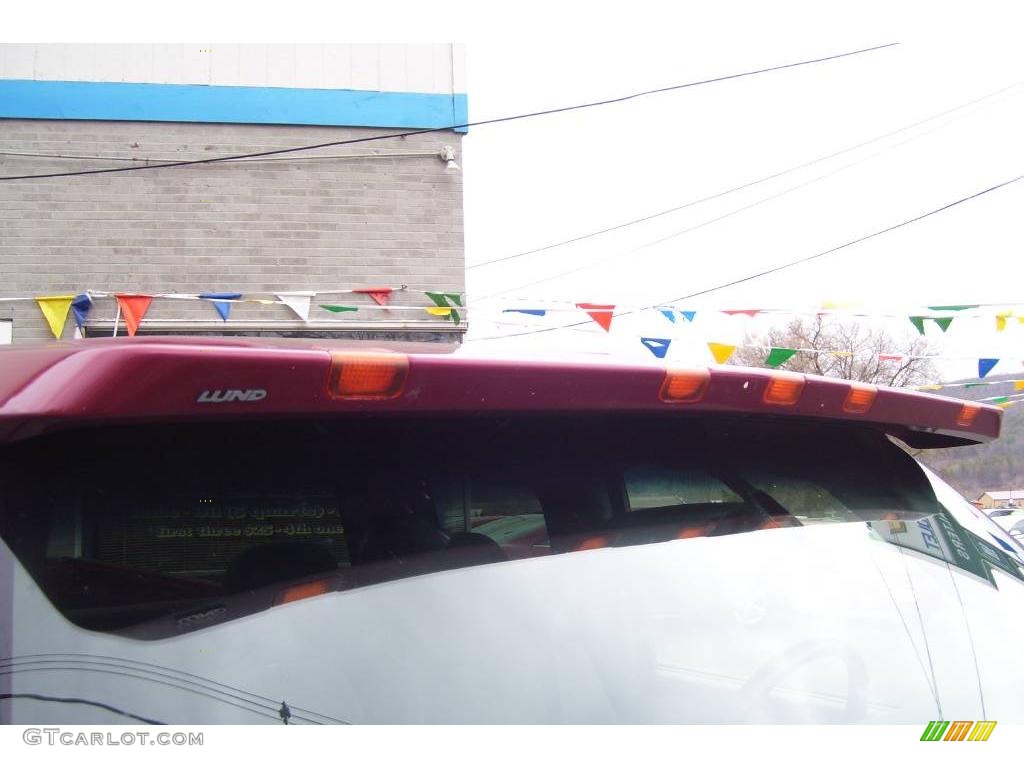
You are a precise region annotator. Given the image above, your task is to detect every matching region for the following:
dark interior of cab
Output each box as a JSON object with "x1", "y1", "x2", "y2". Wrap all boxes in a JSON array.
[{"x1": 0, "y1": 413, "x2": 942, "y2": 636}]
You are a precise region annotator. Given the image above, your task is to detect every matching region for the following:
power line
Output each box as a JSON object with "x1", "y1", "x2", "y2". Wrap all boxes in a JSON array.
[
  {"x1": 466, "y1": 172, "x2": 1024, "y2": 342},
  {"x1": 467, "y1": 79, "x2": 1024, "y2": 271},
  {"x1": 1, "y1": 653, "x2": 348, "y2": 724},
  {"x1": 474, "y1": 92, "x2": 1021, "y2": 302},
  {"x1": 0, "y1": 42, "x2": 898, "y2": 182},
  {"x1": 0, "y1": 148, "x2": 441, "y2": 164},
  {"x1": 0, "y1": 692, "x2": 163, "y2": 725},
  {"x1": 658, "y1": 173, "x2": 1024, "y2": 306}
]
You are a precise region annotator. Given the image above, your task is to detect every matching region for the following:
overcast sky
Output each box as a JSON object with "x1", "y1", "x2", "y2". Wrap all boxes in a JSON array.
[
  {"x1": 454, "y1": 7, "x2": 1024, "y2": 380},
  {"x1": 10, "y1": 2, "x2": 1024, "y2": 380}
]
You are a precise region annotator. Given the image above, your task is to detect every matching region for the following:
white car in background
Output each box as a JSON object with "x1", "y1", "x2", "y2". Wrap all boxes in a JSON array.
[{"x1": 989, "y1": 510, "x2": 1024, "y2": 534}]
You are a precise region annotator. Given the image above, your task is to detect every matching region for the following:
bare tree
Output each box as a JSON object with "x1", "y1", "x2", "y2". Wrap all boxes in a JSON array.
[{"x1": 732, "y1": 315, "x2": 937, "y2": 387}]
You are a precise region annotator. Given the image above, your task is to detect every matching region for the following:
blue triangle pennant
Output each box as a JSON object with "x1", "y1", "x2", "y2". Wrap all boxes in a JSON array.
[
  {"x1": 70, "y1": 293, "x2": 93, "y2": 329},
  {"x1": 200, "y1": 292, "x2": 243, "y2": 322},
  {"x1": 503, "y1": 309, "x2": 547, "y2": 316},
  {"x1": 659, "y1": 309, "x2": 695, "y2": 323},
  {"x1": 641, "y1": 337, "x2": 672, "y2": 359},
  {"x1": 978, "y1": 358, "x2": 999, "y2": 378}
]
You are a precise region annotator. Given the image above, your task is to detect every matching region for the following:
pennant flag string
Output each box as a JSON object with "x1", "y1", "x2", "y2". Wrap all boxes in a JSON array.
[
  {"x1": 426, "y1": 291, "x2": 464, "y2": 324},
  {"x1": 909, "y1": 316, "x2": 956, "y2": 335},
  {"x1": 764, "y1": 348, "x2": 798, "y2": 368},
  {"x1": 351, "y1": 287, "x2": 394, "y2": 306},
  {"x1": 199, "y1": 292, "x2": 243, "y2": 322},
  {"x1": 979, "y1": 392, "x2": 1024, "y2": 403},
  {"x1": 35, "y1": 295, "x2": 74, "y2": 339},
  {"x1": 114, "y1": 294, "x2": 153, "y2": 337},
  {"x1": 6, "y1": 291, "x2": 1024, "y2": 326},
  {"x1": 659, "y1": 309, "x2": 696, "y2": 323},
  {"x1": 708, "y1": 342, "x2": 736, "y2": 364},
  {"x1": 978, "y1": 358, "x2": 1000, "y2": 378},
  {"x1": 277, "y1": 291, "x2": 315, "y2": 322},
  {"x1": 640, "y1": 337, "x2": 672, "y2": 359},
  {"x1": 70, "y1": 293, "x2": 92, "y2": 329},
  {"x1": 576, "y1": 303, "x2": 616, "y2": 332}
]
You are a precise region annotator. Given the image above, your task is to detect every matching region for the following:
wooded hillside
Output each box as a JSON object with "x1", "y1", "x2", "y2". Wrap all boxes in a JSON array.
[{"x1": 916, "y1": 377, "x2": 1024, "y2": 500}]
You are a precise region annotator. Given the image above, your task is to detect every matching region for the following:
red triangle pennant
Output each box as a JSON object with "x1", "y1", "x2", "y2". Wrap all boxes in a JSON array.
[
  {"x1": 115, "y1": 294, "x2": 153, "y2": 337},
  {"x1": 721, "y1": 309, "x2": 761, "y2": 317},
  {"x1": 352, "y1": 287, "x2": 393, "y2": 306},
  {"x1": 576, "y1": 303, "x2": 615, "y2": 332}
]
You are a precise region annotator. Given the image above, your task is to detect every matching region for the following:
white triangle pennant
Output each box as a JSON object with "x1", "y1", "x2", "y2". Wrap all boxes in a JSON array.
[{"x1": 276, "y1": 292, "x2": 315, "y2": 322}]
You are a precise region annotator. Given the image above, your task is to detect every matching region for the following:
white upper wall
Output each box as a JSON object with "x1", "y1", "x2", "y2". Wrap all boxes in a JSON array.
[{"x1": 0, "y1": 44, "x2": 466, "y2": 95}]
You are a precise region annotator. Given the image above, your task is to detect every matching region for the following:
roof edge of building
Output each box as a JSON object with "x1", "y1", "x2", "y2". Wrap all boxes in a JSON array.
[{"x1": 0, "y1": 79, "x2": 469, "y2": 132}]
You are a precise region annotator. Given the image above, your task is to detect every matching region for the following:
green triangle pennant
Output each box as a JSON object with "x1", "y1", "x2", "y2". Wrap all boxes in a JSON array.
[
  {"x1": 932, "y1": 317, "x2": 953, "y2": 332},
  {"x1": 319, "y1": 304, "x2": 358, "y2": 313},
  {"x1": 927, "y1": 305, "x2": 978, "y2": 312},
  {"x1": 764, "y1": 348, "x2": 798, "y2": 368},
  {"x1": 909, "y1": 316, "x2": 926, "y2": 335},
  {"x1": 426, "y1": 291, "x2": 462, "y2": 324}
]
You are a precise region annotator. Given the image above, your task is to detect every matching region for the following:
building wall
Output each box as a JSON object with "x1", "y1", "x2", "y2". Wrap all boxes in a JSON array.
[
  {"x1": 978, "y1": 493, "x2": 1019, "y2": 512},
  {"x1": 0, "y1": 45, "x2": 467, "y2": 343},
  {"x1": 0, "y1": 44, "x2": 466, "y2": 93}
]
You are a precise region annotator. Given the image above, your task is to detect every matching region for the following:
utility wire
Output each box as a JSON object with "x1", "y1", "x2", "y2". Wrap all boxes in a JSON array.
[
  {"x1": 467, "y1": 172, "x2": 1024, "y2": 342},
  {"x1": 481, "y1": 94, "x2": 1020, "y2": 301},
  {"x1": 0, "y1": 692, "x2": 164, "y2": 725},
  {"x1": 0, "y1": 652, "x2": 348, "y2": 724},
  {"x1": 0, "y1": 43, "x2": 898, "y2": 182},
  {"x1": 476, "y1": 120, "x2": 943, "y2": 302},
  {"x1": 658, "y1": 173, "x2": 1024, "y2": 306},
  {"x1": 467, "y1": 79, "x2": 1024, "y2": 271},
  {"x1": 0, "y1": 149, "x2": 441, "y2": 164},
  {"x1": 0, "y1": 664, "x2": 305, "y2": 723}
]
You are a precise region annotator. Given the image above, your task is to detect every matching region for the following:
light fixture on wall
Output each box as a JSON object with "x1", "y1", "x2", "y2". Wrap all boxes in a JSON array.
[{"x1": 439, "y1": 145, "x2": 460, "y2": 173}]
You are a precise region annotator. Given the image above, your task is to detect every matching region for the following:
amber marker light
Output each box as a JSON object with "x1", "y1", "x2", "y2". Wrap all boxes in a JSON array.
[
  {"x1": 843, "y1": 383, "x2": 878, "y2": 414},
  {"x1": 274, "y1": 580, "x2": 332, "y2": 606},
  {"x1": 660, "y1": 368, "x2": 711, "y2": 403},
  {"x1": 956, "y1": 403, "x2": 981, "y2": 427},
  {"x1": 763, "y1": 372, "x2": 805, "y2": 406},
  {"x1": 327, "y1": 352, "x2": 409, "y2": 399}
]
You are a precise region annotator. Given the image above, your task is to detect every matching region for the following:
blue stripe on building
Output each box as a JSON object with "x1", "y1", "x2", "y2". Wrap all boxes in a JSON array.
[{"x1": 0, "y1": 80, "x2": 469, "y2": 132}]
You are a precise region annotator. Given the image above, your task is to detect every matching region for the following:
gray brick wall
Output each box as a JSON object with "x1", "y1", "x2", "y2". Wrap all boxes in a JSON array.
[{"x1": 0, "y1": 119, "x2": 465, "y2": 343}]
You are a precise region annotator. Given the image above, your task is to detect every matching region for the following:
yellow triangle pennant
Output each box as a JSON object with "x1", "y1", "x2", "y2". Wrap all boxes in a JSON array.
[
  {"x1": 426, "y1": 306, "x2": 453, "y2": 317},
  {"x1": 1015, "y1": 381, "x2": 1024, "y2": 391},
  {"x1": 35, "y1": 295, "x2": 75, "y2": 339},
  {"x1": 707, "y1": 342, "x2": 736, "y2": 364},
  {"x1": 916, "y1": 384, "x2": 943, "y2": 391},
  {"x1": 996, "y1": 312, "x2": 1011, "y2": 332}
]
